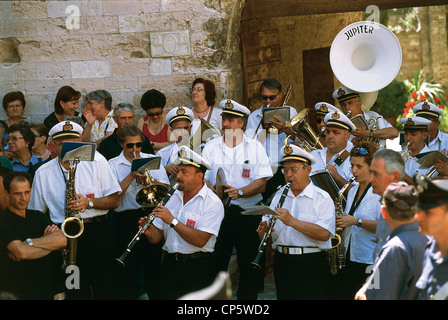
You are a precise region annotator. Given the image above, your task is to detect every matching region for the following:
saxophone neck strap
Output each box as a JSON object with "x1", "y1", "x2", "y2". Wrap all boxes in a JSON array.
[{"x1": 334, "y1": 150, "x2": 350, "y2": 166}]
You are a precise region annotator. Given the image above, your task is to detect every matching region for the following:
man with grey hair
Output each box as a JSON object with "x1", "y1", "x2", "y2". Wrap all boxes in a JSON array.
[
  {"x1": 82, "y1": 90, "x2": 117, "y2": 146},
  {"x1": 355, "y1": 181, "x2": 428, "y2": 300},
  {"x1": 98, "y1": 103, "x2": 154, "y2": 160},
  {"x1": 369, "y1": 148, "x2": 405, "y2": 260}
]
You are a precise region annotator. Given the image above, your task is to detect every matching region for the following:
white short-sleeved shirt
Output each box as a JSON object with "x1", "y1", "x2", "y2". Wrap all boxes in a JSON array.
[
  {"x1": 403, "y1": 145, "x2": 432, "y2": 177},
  {"x1": 310, "y1": 141, "x2": 354, "y2": 182},
  {"x1": 427, "y1": 130, "x2": 448, "y2": 152},
  {"x1": 29, "y1": 151, "x2": 122, "y2": 224},
  {"x1": 246, "y1": 105, "x2": 298, "y2": 165},
  {"x1": 264, "y1": 183, "x2": 335, "y2": 249},
  {"x1": 202, "y1": 134, "x2": 273, "y2": 206},
  {"x1": 153, "y1": 183, "x2": 224, "y2": 254},
  {"x1": 344, "y1": 184, "x2": 381, "y2": 264},
  {"x1": 108, "y1": 152, "x2": 170, "y2": 212}
]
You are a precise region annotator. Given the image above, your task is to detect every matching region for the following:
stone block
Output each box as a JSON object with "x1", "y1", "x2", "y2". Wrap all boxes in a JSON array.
[
  {"x1": 71, "y1": 60, "x2": 110, "y2": 79},
  {"x1": 149, "y1": 58, "x2": 172, "y2": 76},
  {"x1": 36, "y1": 61, "x2": 71, "y2": 79},
  {"x1": 110, "y1": 58, "x2": 150, "y2": 77}
]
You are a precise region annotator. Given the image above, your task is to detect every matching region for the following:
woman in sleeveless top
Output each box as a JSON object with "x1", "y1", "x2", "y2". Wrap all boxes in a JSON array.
[
  {"x1": 330, "y1": 141, "x2": 381, "y2": 300},
  {"x1": 137, "y1": 89, "x2": 170, "y2": 153}
]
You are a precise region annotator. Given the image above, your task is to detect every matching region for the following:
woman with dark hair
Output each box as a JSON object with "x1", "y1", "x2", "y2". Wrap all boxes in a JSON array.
[
  {"x1": 329, "y1": 141, "x2": 381, "y2": 300},
  {"x1": 137, "y1": 89, "x2": 170, "y2": 153},
  {"x1": 43, "y1": 85, "x2": 83, "y2": 130},
  {"x1": 190, "y1": 78, "x2": 222, "y2": 135},
  {"x1": 7, "y1": 123, "x2": 39, "y2": 172},
  {"x1": 1, "y1": 91, "x2": 29, "y2": 160},
  {"x1": 29, "y1": 123, "x2": 51, "y2": 162}
]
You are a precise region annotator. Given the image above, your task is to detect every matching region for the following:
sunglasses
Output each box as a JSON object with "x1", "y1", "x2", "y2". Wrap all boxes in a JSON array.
[
  {"x1": 352, "y1": 146, "x2": 368, "y2": 156},
  {"x1": 126, "y1": 142, "x2": 143, "y2": 149},
  {"x1": 316, "y1": 118, "x2": 324, "y2": 124},
  {"x1": 261, "y1": 93, "x2": 279, "y2": 101}
]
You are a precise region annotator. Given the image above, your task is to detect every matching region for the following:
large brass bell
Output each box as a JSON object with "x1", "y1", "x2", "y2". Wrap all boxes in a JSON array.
[{"x1": 135, "y1": 170, "x2": 168, "y2": 207}]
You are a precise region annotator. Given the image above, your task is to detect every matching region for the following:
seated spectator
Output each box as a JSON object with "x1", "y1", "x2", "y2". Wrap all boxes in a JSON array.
[
  {"x1": 7, "y1": 123, "x2": 39, "y2": 173},
  {"x1": 43, "y1": 86, "x2": 83, "y2": 130}
]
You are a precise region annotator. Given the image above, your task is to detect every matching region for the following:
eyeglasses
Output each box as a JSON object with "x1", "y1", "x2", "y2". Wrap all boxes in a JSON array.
[
  {"x1": 190, "y1": 88, "x2": 205, "y2": 93},
  {"x1": 316, "y1": 118, "x2": 324, "y2": 124},
  {"x1": 126, "y1": 142, "x2": 143, "y2": 149},
  {"x1": 146, "y1": 111, "x2": 163, "y2": 117},
  {"x1": 352, "y1": 146, "x2": 368, "y2": 156},
  {"x1": 6, "y1": 136, "x2": 24, "y2": 142},
  {"x1": 261, "y1": 93, "x2": 279, "y2": 101},
  {"x1": 281, "y1": 165, "x2": 305, "y2": 174}
]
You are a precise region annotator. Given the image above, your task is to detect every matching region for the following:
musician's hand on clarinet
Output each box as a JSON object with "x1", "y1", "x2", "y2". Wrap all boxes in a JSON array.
[
  {"x1": 274, "y1": 208, "x2": 293, "y2": 226},
  {"x1": 256, "y1": 221, "x2": 269, "y2": 239},
  {"x1": 152, "y1": 205, "x2": 174, "y2": 225}
]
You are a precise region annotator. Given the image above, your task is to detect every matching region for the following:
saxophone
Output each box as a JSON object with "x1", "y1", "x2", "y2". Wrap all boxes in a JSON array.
[
  {"x1": 61, "y1": 160, "x2": 84, "y2": 267},
  {"x1": 326, "y1": 177, "x2": 354, "y2": 275}
]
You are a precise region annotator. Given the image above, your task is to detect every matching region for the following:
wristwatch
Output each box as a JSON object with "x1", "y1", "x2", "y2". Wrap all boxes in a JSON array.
[
  {"x1": 356, "y1": 218, "x2": 363, "y2": 227},
  {"x1": 87, "y1": 199, "x2": 94, "y2": 210},
  {"x1": 25, "y1": 238, "x2": 33, "y2": 246},
  {"x1": 170, "y1": 218, "x2": 179, "y2": 228},
  {"x1": 237, "y1": 189, "x2": 244, "y2": 198}
]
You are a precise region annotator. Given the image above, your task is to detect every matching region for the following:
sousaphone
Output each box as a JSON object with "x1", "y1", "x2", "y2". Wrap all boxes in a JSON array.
[{"x1": 330, "y1": 21, "x2": 402, "y2": 111}]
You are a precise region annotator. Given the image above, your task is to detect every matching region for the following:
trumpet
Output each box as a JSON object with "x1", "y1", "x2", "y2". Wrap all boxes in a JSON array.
[
  {"x1": 115, "y1": 182, "x2": 179, "y2": 267},
  {"x1": 250, "y1": 182, "x2": 291, "y2": 270}
]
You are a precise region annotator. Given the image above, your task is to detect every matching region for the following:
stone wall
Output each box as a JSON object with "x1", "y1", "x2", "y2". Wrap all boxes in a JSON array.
[{"x1": 0, "y1": 0, "x2": 245, "y2": 123}]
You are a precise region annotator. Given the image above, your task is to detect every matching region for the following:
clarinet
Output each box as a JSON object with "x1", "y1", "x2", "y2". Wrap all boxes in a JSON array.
[
  {"x1": 250, "y1": 182, "x2": 291, "y2": 270},
  {"x1": 115, "y1": 182, "x2": 179, "y2": 267}
]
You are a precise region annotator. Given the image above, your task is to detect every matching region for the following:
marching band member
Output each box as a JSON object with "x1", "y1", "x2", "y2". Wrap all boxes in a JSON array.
[
  {"x1": 202, "y1": 99, "x2": 273, "y2": 300},
  {"x1": 246, "y1": 78, "x2": 297, "y2": 201},
  {"x1": 413, "y1": 101, "x2": 448, "y2": 177},
  {"x1": 29, "y1": 121, "x2": 122, "y2": 300},
  {"x1": 332, "y1": 86, "x2": 399, "y2": 144},
  {"x1": 399, "y1": 116, "x2": 433, "y2": 184},
  {"x1": 310, "y1": 110, "x2": 356, "y2": 188},
  {"x1": 108, "y1": 125, "x2": 170, "y2": 299},
  {"x1": 258, "y1": 144, "x2": 335, "y2": 299},
  {"x1": 413, "y1": 101, "x2": 448, "y2": 152},
  {"x1": 156, "y1": 106, "x2": 194, "y2": 182},
  {"x1": 314, "y1": 102, "x2": 339, "y2": 148},
  {"x1": 331, "y1": 142, "x2": 381, "y2": 300},
  {"x1": 141, "y1": 146, "x2": 224, "y2": 300}
]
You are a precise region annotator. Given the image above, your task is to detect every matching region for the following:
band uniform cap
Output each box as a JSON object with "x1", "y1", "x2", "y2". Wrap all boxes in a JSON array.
[
  {"x1": 413, "y1": 101, "x2": 443, "y2": 118},
  {"x1": 399, "y1": 116, "x2": 431, "y2": 131},
  {"x1": 414, "y1": 173, "x2": 448, "y2": 210},
  {"x1": 324, "y1": 110, "x2": 356, "y2": 132},
  {"x1": 49, "y1": 121, "x2": 83, "y2": 140},
  {"x1": 315, "y1": 102, "x2": 338, "y2": 116},
  {"x1": 383, "y1": 181, "x2": 418, "y2": 212},
  {"x1": 165, "y1": 106, "x2": 194, "y2": 125},
  {"x1": 219, "y1": 99, "x2": 250, "y2": 118},
  {"x1": 174, "y1": 146, "x2": 212, "y2": 171},
  {"x1": 280, "y1": 144, "x2": 316, "y2": 165},
  {"x1": 332, "y1": 87, "x2": 360, "y2": 103}
]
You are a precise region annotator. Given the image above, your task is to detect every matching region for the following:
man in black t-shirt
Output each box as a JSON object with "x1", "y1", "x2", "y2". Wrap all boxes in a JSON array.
[{"x1": 0, "y1": 171, "x2": 66, "y2": 300}]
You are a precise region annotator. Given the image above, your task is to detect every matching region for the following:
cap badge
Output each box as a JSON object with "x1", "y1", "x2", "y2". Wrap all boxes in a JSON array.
[
  {"x1": 422, "y1": 102, "x2": 430, "y2": 110},
  {"x1": 320, "y1": 104, "x2": 328, "y2": 112},
  {"x1": 63, "y1": 122, "x2": 73, "y2": 132},
  {"x1": 332, "y1": 111, "x2": 340, "y2": 119},
  {"x1": 177, "y1": 106, "x2": 185, "y2": 115},
  {"x1": 337, "y1": 88, "x2": 346, "y2": 96},
  {"x1": 406, "y1": 118, "x2": 415, "y2": 126},
  {"x1": 178, "y1": 148, "x2": 187, "y2": 158},
  {"x1": 284, "y1": 145, "x2": 293, "y2": 155},
  {"x1": 225, "y1": 100, "x2": 234, "y2": 110}
]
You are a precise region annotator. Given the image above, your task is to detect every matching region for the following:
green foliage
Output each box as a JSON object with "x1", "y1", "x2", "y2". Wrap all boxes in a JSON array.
[{"x1": 371, "y1": 78, "x2": 408, "y2": 119}]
